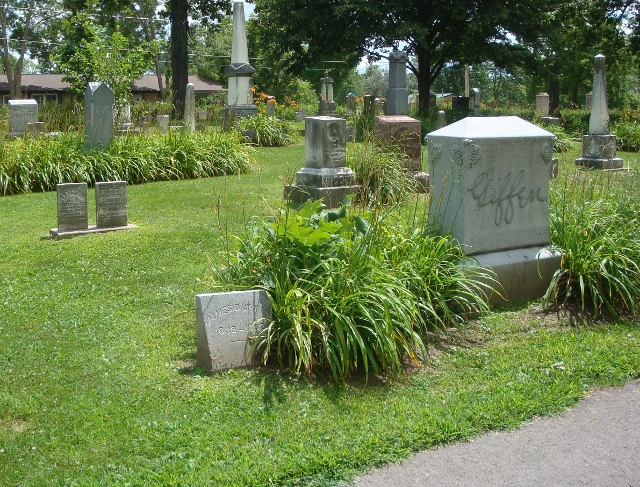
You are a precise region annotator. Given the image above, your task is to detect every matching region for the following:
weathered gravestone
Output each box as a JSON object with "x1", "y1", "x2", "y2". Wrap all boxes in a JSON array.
[
  {"x1": 8, "y1": 99, "x2": 39, "y2": 137},
  {"x1": 374, "y1": 115, "x2": 429, "y2": 192},
  {"x1": 53, "y1": 183, "x2": 89, "y2": 234},
  {"x1": 345, "y1": 93, "x2": 356, "y2": 115},
  {"x1": 585, "y1": 91, "x2": 593, "y2": 110},
  {"x1": 385, "y1": 51, "x2": 409, "y2": 116},
  {"x1": 84, "y1": 82, "x2": 114, "y2": 151},
  {"x1": 156, "y1": 114, "x2": 169, "y2": 133},
  {"x1": 426, "y1": 116, "x2": 561, "y2": 303},
  {"x1": 184, "y1": 83, "x2": 196, "y2": 132},
  {"x1": 50, "y1": 181, "x2": 136, "y2": 238},
  {"x1": 471, "y1": 88, "x2": 481, "y2": 116},
  {"x1": 266, "y1": 96, "x2": 276, "y2": 117},
  {"x1": 196, "y1": 290, "x2": 271, "y2": 372},
  {"x1": 575, "y1": 54, "x2": 623, "y2": 169},
  {"x1": 535, "y1": 93, "x2": 550, "y2": 115},
  {"x1": 295, "y1": 108, "x2": 307, "y2": 122},
  {"x1": 95, "y1": 181, "x2": 131, "y2": 229},
  {"x1": 285, "y1": 116, "x2": 359, "y2": 208},
  {"x1": 223, "y1": 0, "x2": 257, "y2": 125},
  {"x1": 436, "y1": 110, "x2": 447, "y2": 129}
]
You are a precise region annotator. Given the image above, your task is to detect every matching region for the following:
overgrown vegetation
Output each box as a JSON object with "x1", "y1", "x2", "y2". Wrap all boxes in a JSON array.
[
  {"x1": 211, "y1": 199, "x2": 494, "y2": 383},
  {"x1": 544, "y1": 169, "x2": 640, "y2": 315},
  {"x1": 0, "y1": 131, "x2": 253, "y2": 195},
  {"x1": 237, "y1": 113, "x2": 296, "y2": 147}
]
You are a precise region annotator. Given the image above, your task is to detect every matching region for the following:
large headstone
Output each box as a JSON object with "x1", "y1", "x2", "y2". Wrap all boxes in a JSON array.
[
  {"x1": 196, "y1": 290, "x2": 271, "y2": 372},
  {"x1": 223, "y1": 1, "x2": 257, "y2": 124},
  {"x1": 84, "y1": 82, "x2": 114, "y2": 151},
  {"x1": 374, "y1": 115, "x2": 422, "y2": 172},
  {"x1": 285, "y1": 116, "x2": 359, "y2": 208},
  {"x1": 426, "y1": 116, "x2": 560, "y2": 303},
  {"x1": 55, "y1": 183, "x2": 89, "y2": 233},
  {"x1": 95, "y1": 181, "x2": 129, "y2": 228},
  {"x1": 184, "y1": 83, "x2": 196, "y2": 132},
  {"x1": 8, "y1": 99, "x2": 38, "y2": 137},
  {"x1": 385, "y1": 51, "x2": 409, "y2": 116},
  {"x1": 575, "y1": 54, "x2": 623, "y2": 169}
]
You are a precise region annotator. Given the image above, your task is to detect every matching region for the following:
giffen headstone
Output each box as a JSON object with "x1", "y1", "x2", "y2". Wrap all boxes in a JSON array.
[
  {"x1": 196, "y1": 290, "x2": 271, "y2": 372},
  {"x1": 426, "y1": 116, "x2": 560, "y2": 303}
]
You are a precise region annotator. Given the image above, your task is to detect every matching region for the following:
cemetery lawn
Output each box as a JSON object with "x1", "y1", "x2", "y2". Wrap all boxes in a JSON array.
[{"x1": 1, "y1": 142, "x2": 639, "y2": 486}]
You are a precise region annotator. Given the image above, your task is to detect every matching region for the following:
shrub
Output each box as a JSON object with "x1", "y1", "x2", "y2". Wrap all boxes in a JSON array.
[
  {"x1": 612, "y1": 121, "x2": 640, "y2": 152},
  {"x1": 347, "y1": 142, "x2": 417, "y2": 206},
  {"x1": 543, "y1": 170, "x2": 640, "y2": 315},
  {"x1": 0, "y1": 131, "x2": 252, "y2": 195},
  {"x1": 236, "y1": 113, "x2": 295, "y2": 147},
  {"x1": 211, "y1": 200, "x2": 493, "y2": 382}
]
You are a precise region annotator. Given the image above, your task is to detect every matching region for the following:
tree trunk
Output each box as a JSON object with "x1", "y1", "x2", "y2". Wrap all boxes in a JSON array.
[
  {"x1": 415, "y1": 48, "x2": 433, "y2": 118},
  {"x1": 549, "y1": 59, "x2": 560, "y2": 117},
  {"x1": 171, "y1": 0, "x2": 188, "y2": 119}
]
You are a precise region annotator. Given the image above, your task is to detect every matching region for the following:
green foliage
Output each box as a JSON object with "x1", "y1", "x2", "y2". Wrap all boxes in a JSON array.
[
  {"x1": 347, "y1": 142, "x2": 417, "y2": 206},
  {"x1": 543, "y1": 170, "x2": 640, "y2": 315},
  {"x1": 212, "y1": 200, "x2": 493, "y2": 383},
  {"x1": 0, "y1": 131, "x2": 252, "y2": 195},
  {"x1": 56, "y1": 14, "x2": 152, "y2": 113},
  {"x1": 38, "y1": 99, "x2": 84, "y2": 132},
  {"x1": 538, "y1": 123, "x2": 580, "y2": 153},
  {"x1": 612, "y1": 121, "x2": 640, "y2": 152},
  {"x1": 236, "y1": 113, "x2": 295, "y2": 147}
]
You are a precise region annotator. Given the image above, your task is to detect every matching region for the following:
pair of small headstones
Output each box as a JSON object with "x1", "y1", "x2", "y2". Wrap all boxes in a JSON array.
[{"x1": 51, "y1": 181, "x2": 132, "y2": 237}]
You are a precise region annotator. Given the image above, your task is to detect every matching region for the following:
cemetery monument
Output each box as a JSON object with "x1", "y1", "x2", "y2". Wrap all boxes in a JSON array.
[
  {"x1": 285, "y1": 116, "x2": 359, "y2": 208},
  {"x1": 575, "y1": 54, "x2": 623, "y2": 169},
  {"x1": 84, "y1": 82, "x2": 114, "y2": 151},
  {"x1": 317, "y1": 71, "x2": 339, "y2": 117},
  {"x1": 385, "y1": 51, "x2": 409, "y2": 116},
  {"x1": 8, "y1": 99, "x2": 39, "y2": 138},
  {"x1": 184, "y1": 83, "x2": 196, "y2": 132},
  {"x1": 426, "y1": 116, "x2": 560, "y2": 303},
  {"x1": 223, "y1": 0, "x2": 257, "y2": 124}
]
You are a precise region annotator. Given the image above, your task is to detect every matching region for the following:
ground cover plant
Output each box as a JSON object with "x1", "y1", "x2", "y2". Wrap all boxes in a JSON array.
[
  {"x1": 0, "y1": 130, "x2": 253, "y2": 195},
  {"x1": 1, "y1": 141, "x2": 639, "y2": 486}
]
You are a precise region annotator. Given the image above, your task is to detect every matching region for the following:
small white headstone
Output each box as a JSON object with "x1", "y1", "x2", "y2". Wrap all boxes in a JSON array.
[
  {"x1": 196, "y1": 290, "x2": 271, "y2": 372},
  {"x1": 8, "y1": 99, "x2": 38, "y2": 137},
  {"x1": 184, "y1": 83, "x2": 196, "y2": 132}
]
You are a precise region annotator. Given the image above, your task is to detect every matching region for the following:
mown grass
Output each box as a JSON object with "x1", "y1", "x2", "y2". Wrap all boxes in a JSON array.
[{"x1": 0, "y1": 142, "x2": 639, "y2": 486}]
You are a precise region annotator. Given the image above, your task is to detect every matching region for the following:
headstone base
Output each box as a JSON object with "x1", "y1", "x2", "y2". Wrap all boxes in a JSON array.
[
  {"x1": 50, "y1": 223, "x2": 137, "y2": 239},
  {"x1": 469, "y1": 247, "x2": 561, "y2": 305},
  {"x1": 317, "y1": 100, "x2": 339, "y2": 117},
  {"x1": 575, "y1": 134, "x2": 624, "y2": 169},
  {"x1": 285, "y1": 184, "x2": 360, "y2": 209}
]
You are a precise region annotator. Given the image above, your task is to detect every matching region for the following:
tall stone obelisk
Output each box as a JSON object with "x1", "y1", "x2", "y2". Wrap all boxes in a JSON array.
[
  {"x1": 575, "y1": 54, "x2": 623, "y2": 169},
  {"x1": 223, "y1": 1, "x2": 256, "y2": 125}
]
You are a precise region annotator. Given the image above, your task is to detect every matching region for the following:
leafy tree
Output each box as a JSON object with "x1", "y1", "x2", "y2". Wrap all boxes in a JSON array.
[
  {"x1": 0, "y1": 0, "x2": 61, "y2": 97},
  {"x1": 56, "y1": 16, "x2": 151, "y2": 115},
  {"x1": 250, "y1": 0, "x2": 558, "y2": 116}
]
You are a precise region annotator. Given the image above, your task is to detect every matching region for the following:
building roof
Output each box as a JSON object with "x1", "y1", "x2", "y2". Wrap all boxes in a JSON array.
[{"x1": 0, "y1": 74, "x2": 225, "y2": 94}]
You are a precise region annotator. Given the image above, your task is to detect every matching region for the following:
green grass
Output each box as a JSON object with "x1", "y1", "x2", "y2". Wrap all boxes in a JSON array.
[{"x1": 0, "y1": 142, "x2": 639, "y2": 486}]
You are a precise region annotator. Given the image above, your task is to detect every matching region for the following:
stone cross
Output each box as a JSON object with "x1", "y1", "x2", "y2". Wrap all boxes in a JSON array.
[
  {"x1": 386, "y1": 51, "x2": 409, "y2": 116},
  {"x1": 184, "y1": 83, "x2": 196, "y2": 132},
  {"x1": 84, "y1": 82, "x2": 114, "y2": 151}
]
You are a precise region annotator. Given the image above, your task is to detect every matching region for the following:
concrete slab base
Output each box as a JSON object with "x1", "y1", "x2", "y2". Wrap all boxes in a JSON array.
[
  {"x1": 50, "y1": 223, "x2": 137, "y2": 239},
  {"x1": 575, "y1": 157, "x2": 624, "y2": 170},
  {"x1": 471, "y1": 246, "x2": 561, "y2": 305}
]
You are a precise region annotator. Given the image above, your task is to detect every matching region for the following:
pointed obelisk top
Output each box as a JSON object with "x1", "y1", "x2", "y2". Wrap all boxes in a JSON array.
[{"x1": 230, "y1": 1, "x2": 249, "y2": 65}]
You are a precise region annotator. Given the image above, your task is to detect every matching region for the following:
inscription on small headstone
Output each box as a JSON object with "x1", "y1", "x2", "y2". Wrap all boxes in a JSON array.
[
  {"x1": 196, "y1": 290, "x2": 272, "y2": 372},
  {"x1": 95, "y1": 181, "x2": 128, "y2": 228},
  {"x1": 56, "y1": 183, "x2": 89, "y2": 232}
]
